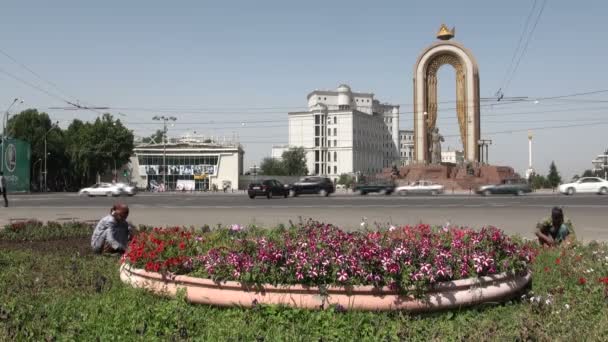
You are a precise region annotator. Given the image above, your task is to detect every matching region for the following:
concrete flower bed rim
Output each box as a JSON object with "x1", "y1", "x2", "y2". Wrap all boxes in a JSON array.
[{"x1": 120, "y1": 264, "x2": 531, "y2": 311}]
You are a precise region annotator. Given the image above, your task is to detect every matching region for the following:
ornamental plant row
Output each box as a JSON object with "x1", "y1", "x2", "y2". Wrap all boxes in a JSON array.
[{"x1": 122, "y1": 221, "x2": 537, "y2": 295}]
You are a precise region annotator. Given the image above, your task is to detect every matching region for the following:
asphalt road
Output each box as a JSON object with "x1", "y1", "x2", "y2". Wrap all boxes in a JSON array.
[{"x1": 2, "y1": 192, "x2": 608, "y2": 241}]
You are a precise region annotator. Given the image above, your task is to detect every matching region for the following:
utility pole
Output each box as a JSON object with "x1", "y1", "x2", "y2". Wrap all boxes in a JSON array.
[
  {"x1": 43, "y1": 122, "x2": 59, "y2": 192},
  {"x1": 525, "y1": 131, "x2": 535, "y2": 180},
  {"x1": 2, "y1": 98, "x2": 23, "y2": 173},
  {"x1": 153, "y1": 115, "x2": 177, "y2": 187}
]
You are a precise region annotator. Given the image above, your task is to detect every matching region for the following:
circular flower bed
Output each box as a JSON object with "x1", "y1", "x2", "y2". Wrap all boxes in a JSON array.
[{"x1": 121, "y1": 221, "x2": 537, "y2": 311}]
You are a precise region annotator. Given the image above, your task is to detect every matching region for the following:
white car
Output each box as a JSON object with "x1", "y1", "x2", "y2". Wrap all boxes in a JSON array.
[
  {"x1": 79, "y1": 183, "x2": 122, "y2": 197},
  {"x1": 559, "y1": 177, "x2": 608, "y2": 195},
  {"x1": 395, "y1": 180, "x2": 444, "y2": 196}
]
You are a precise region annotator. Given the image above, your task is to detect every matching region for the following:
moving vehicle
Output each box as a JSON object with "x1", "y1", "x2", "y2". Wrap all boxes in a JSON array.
[
  {"x1": 352, "y1": 182, "x2": 395, "y2": 195},
  {"x1": 476, "y1": 178, "x2": 532, "y2": 196},
  {"x1": 79, "y1": 183, "x2": 123, "y2": 197},
  {"x1": 289, "y1": 177, "x2": 335, "y2": 197},
  {"x1": 559, "y1": 177, "x2": 608, "y2": 195},
  {"x1": 115, "y1": 183, "x2": 137, "y2": 196},
  {"x1": 395, "y1": 180, "x2": 444, "y2": 196},
  {"x1": 248, "y1": 179, "x2": 290, "y2": 199}
]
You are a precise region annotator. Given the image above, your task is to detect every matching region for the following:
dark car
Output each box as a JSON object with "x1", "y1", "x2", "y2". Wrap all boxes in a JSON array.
[
  {"x1": 352, "y1": 182, "x2": 395, "y2": 195},
  {"x1": 248, "y1": 179, "x2": 290, "y2": 199},
  {"x1": 290, "y1": 176, "x2": 335, "y2": 197},
  {"x1": 476, "y1": 178, "x2": 532, "y2": 196}
]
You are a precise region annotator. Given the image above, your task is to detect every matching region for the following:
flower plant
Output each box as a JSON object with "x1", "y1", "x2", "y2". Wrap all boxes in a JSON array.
[{"x1": 123, "y1": 221, "x2": 537, "y2": 295}]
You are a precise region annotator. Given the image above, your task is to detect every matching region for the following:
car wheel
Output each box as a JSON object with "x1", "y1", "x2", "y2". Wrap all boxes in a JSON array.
[
  {"x1": 319, "y1": 189, "x2": 328, "y2": 197},
  {"x1": 249, "y1": 195, "x2": 255, "y2": 199},
  {"x1": 516, "y1": 189, "x2": 525, "y2": 196},
  {"x1": 398, "y1": 190, "x2": 408, "y2": 196},
  {"x1": 599, "y1": 187, "x2": 608, "y2": 195},
  {"x1": 567, "y1": 187, "x2": 575, "y2": 196},
  {"x1": 483, "y1": 190, "x2": 491, "y2": 196},
  {"x1": 106, "y1": 192, "x2": 112, "y2": 197},
  {"x1": 81, "y1": 191, "x2": 89, "y2": 197},
  {"x1": 284, "y1": 191, "x2": 288, "y2": 198},
  {"x1": 430, "y1": 190, "x2": 438, "y2": 196},
  {"x1": 379, "y1": 189, "x2": 387, "y2": 196},
  {"x1": 267, "y1": 191, "x2": 273, "y2": 199},
  {"x1": 289, "y1": 190, "x2": 297, "y2": 197}
]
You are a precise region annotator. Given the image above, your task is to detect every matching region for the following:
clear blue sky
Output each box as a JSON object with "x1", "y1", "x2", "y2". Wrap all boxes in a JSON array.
[{"x1": 1, "y1": 0, "x2": 607, "y2": 178}]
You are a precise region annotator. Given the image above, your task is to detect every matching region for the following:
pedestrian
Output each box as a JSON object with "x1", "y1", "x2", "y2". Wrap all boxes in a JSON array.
[
  {"x1": 91, "y1": 203, "x2": 134, "y2": 254},
  {"x1": 535, "y1": 207, "x2": 571, "y2": 246},
  {"x1": 0, "y1": 171, "x2": 7, "y2": 207}
]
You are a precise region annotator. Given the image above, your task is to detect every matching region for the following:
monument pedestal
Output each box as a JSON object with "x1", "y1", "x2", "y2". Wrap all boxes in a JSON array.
[{"x1": 383, "y1": 164, "x2": 517, "y2": 191}]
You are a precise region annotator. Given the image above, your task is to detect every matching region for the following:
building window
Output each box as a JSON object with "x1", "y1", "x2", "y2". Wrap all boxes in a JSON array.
[
  {"x1": 315, "y1": 138, "x2": 320, "y2": 147},
  {"x1": 334, "y1": 166, "x2": 337, "y2": 174},
  {"x1": 334, "y1": 116, "x2": 337, "y2": 124},
  {"x1": 333, "y1": 128, "x2": 337, "y2": 136},
  {"x1": 327, "y1": 153, "x2": 331, "y2": 162},
  {"x1": 315, "y1": 115, "x2": 320, "y2": 125},
  {"x1": 334, "y1": 151, "x2": 337, "y2": 161},
  {"x1": 328, "y1": 166, "x2": 331, "y2": 174},
  {"x1": 315, "y1": 126, "x2": 320, "y2": 136},
  {"x1": 334, "y1": 140, "x2": 337, "y2": 147},
  {"x1": 327, "y1": 128, "x2": 331, "y2": 136},
  {"x1": 318, "y1": 97, "x2": 321, "y2": 100}
]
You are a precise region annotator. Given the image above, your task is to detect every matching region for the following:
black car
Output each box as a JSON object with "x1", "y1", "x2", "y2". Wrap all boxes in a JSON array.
[
  {"x1": 352, "y1": 182, "x2": 395, "y2": 195},
  {"x1": 476, "y1": 178, "x2": 532, "y2": 196},
  {"x1": 248, "y1": 179, "x2": 290, "y2": 199},
  {"x1": 290, "y1": 177, "x2": 335, "y2": 197}
]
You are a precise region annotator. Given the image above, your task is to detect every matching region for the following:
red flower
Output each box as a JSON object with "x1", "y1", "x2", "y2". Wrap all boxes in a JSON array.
[
  {"x1": 544, "y1": 266, "x2": 550, "y2": 272},
  {"x1": 555, "y1": 258, "x2": 561, "y2": 265},
  {"x1": 578, "y1": 277, "x2": 587, "y2": 285},
  {"x1": 179, "y1": 242, "x2": 186, "y2": 250},
  {"x1": 598, "y1": 277, "x2": 608, "y2": 285}
]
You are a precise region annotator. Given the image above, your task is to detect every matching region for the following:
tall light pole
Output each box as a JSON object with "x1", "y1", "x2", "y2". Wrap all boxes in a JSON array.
[
  {"x1": 43, "y1": 121, "x2": 59, "y2": 192},
  {"x1": 2, "y1": 98, "x2": 23, "y2": 172},
  {"x1": 525, "y1": 131, "x2": 535, "y2": 180},
  {"x1": 152, "y1": 115, "x2": 177, "y2": 187}
]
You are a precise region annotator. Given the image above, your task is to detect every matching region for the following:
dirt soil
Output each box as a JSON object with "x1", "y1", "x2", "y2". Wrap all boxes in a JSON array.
[{"x1": 0, "y1": 237, "x2": 93, "y2": 256}]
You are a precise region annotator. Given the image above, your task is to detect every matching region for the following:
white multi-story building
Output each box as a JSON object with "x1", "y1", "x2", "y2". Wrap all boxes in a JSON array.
[
  {"x1": 441, "y1": 149, "x2": 464, "y2": 164},
  {"x1": 399, "y1": 129, "x2": 415, "y2": 166},
  {"x1": 287, "y1": 84, "x2": 399, "y2": 181}
]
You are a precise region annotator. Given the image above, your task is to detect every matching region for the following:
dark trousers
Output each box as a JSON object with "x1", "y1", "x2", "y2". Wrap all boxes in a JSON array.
[{"x1": 1, "y1": 189, "x2": 7, "y2": 207}]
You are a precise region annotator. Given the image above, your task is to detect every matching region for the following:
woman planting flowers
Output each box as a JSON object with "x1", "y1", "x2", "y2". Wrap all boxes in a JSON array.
[{"x1": 535, "y1": 207, "x2": 573, "y2": 246}]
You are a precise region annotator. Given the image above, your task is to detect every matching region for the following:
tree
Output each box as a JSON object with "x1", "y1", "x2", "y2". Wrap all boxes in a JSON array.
[
  {"x1": 142, "y1": 130, "x2": 164, "y2": 144},
  {"x1": 547, "y1": 161, "x2": 562, "y2": 189},
  {"x1": 582, "y1": 169, "x2": 595, "y2": 177},
  {"x1": 281, "y1": 147, "x2": 308, "y2": 176},
  {"x1": 260, "y1": 157, "x2": 285, "y2": 175},
  {"x1": 337, "y1": 173, "x2": 355, "y2": 189}
]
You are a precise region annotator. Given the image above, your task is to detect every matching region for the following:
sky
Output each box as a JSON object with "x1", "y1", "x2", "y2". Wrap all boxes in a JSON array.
[{"x1": 1, "y1": 0, "x2": 607, "y2": 179}]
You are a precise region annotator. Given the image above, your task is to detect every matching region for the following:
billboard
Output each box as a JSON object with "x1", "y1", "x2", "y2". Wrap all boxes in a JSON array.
[{"x1": 1, "y1": 138, "x2": 31, "y2": 192}]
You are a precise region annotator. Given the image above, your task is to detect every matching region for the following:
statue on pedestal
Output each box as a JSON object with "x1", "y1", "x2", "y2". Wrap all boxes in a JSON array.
[{"x1": 429, "y1": 127, "x2": 444, "y2": 165}]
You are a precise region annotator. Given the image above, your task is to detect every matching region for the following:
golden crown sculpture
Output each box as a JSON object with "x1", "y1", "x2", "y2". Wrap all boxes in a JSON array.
[{"x1": 437, "y1": 24, "x2": 455, "y2": 40}]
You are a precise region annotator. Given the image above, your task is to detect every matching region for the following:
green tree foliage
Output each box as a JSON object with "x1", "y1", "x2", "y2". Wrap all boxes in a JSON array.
[
  {"x1": 8, "y1": 109, "x2": 134, "y2": 190},
  {"x1": 141, "y1": 130, "x2": 164, "y2": 144},
  {"x1": 260, "y1": 157, "x2": 285, "y2": 175},
  {"x1": 337, "y1": 173, "x2": 355, "y2": 189},
  {"x1": 281, "y1": 147, "x2": 308, "y2": 176},
  {"x1": 530, "y1": 174, "x2": 548, "y2": 189},
  {"x1": 547, "y1": 161, "x2": 562, "y2": 189},
  {"x1": 582, "y1": 169, "x2": 596, "y2": 177}
]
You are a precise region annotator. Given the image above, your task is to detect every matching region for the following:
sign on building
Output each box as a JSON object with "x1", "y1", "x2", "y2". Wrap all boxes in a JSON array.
[{"x1": 1, "y1": 138, "x2": 31, "y2": 192}]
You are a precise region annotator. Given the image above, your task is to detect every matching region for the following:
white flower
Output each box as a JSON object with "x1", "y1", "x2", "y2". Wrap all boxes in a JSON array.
[
  {"x1": 564, "y1": 304, "x2": 570, "y2": 310},
  {"x1": 545, "y1": 298, "x2": 552, "y2": 306},
  {"x1": 389, "y1": 225, "x2": 396, "y2": 232}
]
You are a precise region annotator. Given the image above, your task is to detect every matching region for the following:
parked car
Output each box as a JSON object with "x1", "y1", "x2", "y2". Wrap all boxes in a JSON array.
[
  {"x1": 476, "y1": 178, "x2": 532, "y2": 196},
  {"x1": 395, "y1": 180, "x2": 444, "y2": 196},
  {"x1": 115, "y1": 183, "x2": 137, "y2": 196},
  {"x1": 559, "y1": 177, "x2": 608, "y2": 195},
  {"x1": 248, "y1": 179, "x2": 290, "y2": 199},
  {"x1": 79, "y1": 183, "x2": 122, "y2": 197},
  {"x1": 352, "y1": 182, "x2": 395, "y2": 195},
  {"x1": 289, "y1": 177, "x2": 335, "y2": 197}
]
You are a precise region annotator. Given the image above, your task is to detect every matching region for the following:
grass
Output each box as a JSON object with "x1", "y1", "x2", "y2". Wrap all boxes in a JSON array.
[{"x1": 1, "y1": 224, "x2": 607, "y2": 341}]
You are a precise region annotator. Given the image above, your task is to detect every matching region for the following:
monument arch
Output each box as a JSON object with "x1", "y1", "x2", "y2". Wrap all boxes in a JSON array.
[{"x1": 413, "y1": 26, "x2": 480, "y2": 163}]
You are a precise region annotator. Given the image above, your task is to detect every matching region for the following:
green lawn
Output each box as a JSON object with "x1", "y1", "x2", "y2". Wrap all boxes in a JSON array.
[{"x1": 1, "y1": 225, "x2": 607, "y2": 341}]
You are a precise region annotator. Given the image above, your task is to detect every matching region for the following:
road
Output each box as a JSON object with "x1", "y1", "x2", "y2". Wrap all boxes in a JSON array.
[{"x1": 2, "y1": 192, "x2": 607, "y2": 241}]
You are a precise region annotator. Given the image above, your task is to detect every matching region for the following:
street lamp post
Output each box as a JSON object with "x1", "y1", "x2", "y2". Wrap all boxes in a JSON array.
[
  {"x1": 152, "y1": 115, "x2": 177, "y2": 187},
  {"x1": 43, "y1": 121, "x2": 59, "y2": 192},
  {"x1": 2, "y1": 98, "x2": 23, "y2": 173}
]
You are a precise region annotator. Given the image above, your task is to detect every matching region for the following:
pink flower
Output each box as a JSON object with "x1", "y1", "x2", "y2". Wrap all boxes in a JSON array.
[
  {"x1": 230, "y1": 224, "x2": 243, "y2": 232},
  {"x1": 337, "y1": 270, "x2": 349, "y2": 282}
]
